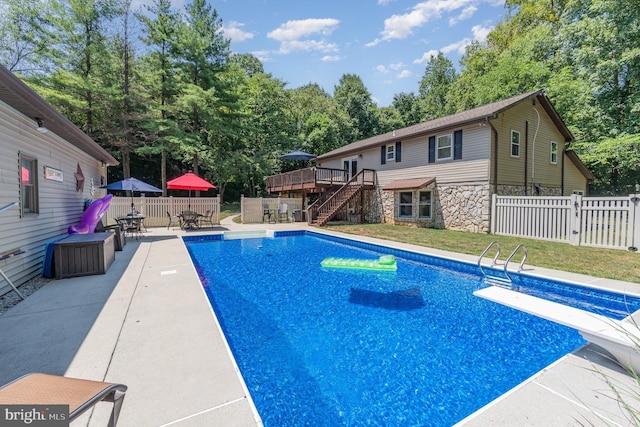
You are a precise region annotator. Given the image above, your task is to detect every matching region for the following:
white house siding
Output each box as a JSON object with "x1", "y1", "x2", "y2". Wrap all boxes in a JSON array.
[
  {"x1": 492, "y1": 100, "x2": 567, "y2": 194},
  {"x1": 0, "y1": 102, "x2": 107, "y2": 295},
  {"x1": 318, "y1": 125, "x2": 493, "y2": 231},
  {"x1": 320, "y1": 124, "x2": 491, "y2": 178}
]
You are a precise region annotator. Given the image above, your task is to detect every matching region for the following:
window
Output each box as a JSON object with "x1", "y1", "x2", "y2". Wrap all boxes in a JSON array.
[
  {"x1": 418, "y1": 191, "x2": 432, "y2": 219},
  {"x1": 511, "y1": 131, "x2": 520, "y2": 157},
  {"x1": 386, "y1": 144, "x2": 395, "y2": 162},
  {"x1": 550, "y1": 141, "x2": 558, "y2": 164},
  {"x1": 20, "y1": 153, "x2": 39, "y2": 214},
  {"x1": 436, "y1": 134, "x2": 452, "y2": 160},
  {"x1": 398, "y1": 191, "x2": 413, "y2": 218}
]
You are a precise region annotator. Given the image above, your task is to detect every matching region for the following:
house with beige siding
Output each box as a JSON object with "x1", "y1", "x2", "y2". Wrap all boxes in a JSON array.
[
  {"x1": 0, "y1": 64, "x2": 118, "y2": 296},
  {"x1": 265, "y1": 90, "x2": 594, "y2": 231}
]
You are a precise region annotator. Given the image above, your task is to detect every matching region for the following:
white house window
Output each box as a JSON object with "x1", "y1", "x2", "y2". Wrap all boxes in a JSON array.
[
  {"x1": 436, "y1": 134, "x2": 452, "y2": 160},
  {"x1": 20, "y1": 153, "x2": 39, "y2": 214},
  {"x1": 418, "y1": 191, "x2": 432, "y2": 219},
  {"x1": 386, "y1": 144, "x2": 395, "y2": 161},
  {"x1": 550, "y1": 141, "x2": 558, "y2": 164},
  {"x1": 398, "y1": 191, "x2": 413, "y2": 218},
  {"x1": 511, "y1": 130, "x2": 520, "y2": 157}
]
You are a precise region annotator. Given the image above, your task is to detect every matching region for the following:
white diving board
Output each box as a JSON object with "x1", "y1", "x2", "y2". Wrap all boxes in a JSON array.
[{"x1": 474, "y1": 286, "x2": 640, "y2": 373}]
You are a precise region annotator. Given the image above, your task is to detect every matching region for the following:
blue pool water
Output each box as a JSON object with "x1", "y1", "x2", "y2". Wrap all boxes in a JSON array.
[{"x1": 184, "y1": 232, "x2": 635, "y2": 426}]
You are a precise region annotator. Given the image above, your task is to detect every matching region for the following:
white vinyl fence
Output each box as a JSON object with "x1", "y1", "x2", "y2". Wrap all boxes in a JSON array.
[
  {"x1": 491, "y1": 194, "x2": 640, "y2": 251},
  {"x1": 104, "y1": 195, "x2": 220, "y2": 228},
  {"x1": 241, "y1": 196, "x2": 303, "y2": 224}
]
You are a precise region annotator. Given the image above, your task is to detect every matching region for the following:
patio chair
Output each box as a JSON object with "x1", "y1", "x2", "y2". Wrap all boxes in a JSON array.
[
  {"x1": 115, "y1": 217, "x2": 141, "y2": 240},
  {"x1": 167, "y1": 211, "x2": 182, "y2": 230},
  {"x1": 263, "y1": 204, "x2": 272, "y2": 223},
  {"x1": 0, "y1": 373, "x2": 127, "y2": 427},
  {"x1": 278, "y1": 203, "x2": 289, "y2": 223},
  {"x1": 199, "y1": 209, "x2": 214, "y2": 228}
]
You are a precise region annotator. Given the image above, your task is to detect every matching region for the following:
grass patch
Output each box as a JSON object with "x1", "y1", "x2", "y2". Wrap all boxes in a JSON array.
[
  {"x1": 324, "y1": 224, "x2": 640, "y2": 283},
  {"x1": 220, "y1": 202, "x2": 240, "y2": 220}
]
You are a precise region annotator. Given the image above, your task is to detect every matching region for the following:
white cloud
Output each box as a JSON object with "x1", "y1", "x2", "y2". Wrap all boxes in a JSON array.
[
  {"x1": 366, "y1": 39, "x2": 382, "y2": 48},
  {"x1": 375, "y1": 65, "x2": 389, "y2": 73},
  {"x1": 268, "y1": 18, "x2": 340, "y2": 54},
  {"x1": 448, "y1": 5, "x2": 477, "y2": 25},
  {"x1": 397, "y1": 70, "x2": 412, "y2": 79},
  {"x1": 322, "y1": 55, "x2": 341, "y2": 62},
  {"x1": 413, "y1": 49, "x2": 439, "y2": 64},
  {"x1": 252, "y1": 50, "x2": 272, "y2": 63},
  {"x1": 439, "y1": 23, "x2": 493, "y2": 55},
  {"x1": 278, "y1": 40, "x2": 338, "y2": 54},
  {"x1": 471, "y1": 24, "x2": 493, "y2": 42},
  {"x1": 389, "y1": 62, "x2": 406, "y2": 70},
  {"x1": 268, "y1": 18, "x2": 339, "y2": 42},
  {"x1": 442, "y1": 39, "x2": 470, "y2": 55},
  {"x1": 222, "y1": 21, "x2": 254, "y2": 43},
  {"x1": 377, "y1": 0, "x2": 396, "y2": 4},
  {"x1": 370, "y1": 0, "x2": 476, "y2": 44}
]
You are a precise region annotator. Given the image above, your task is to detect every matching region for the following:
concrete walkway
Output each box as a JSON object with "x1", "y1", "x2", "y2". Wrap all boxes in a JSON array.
[{"x1": 0, "y1": 216, "x2": 638, "y2": 426}]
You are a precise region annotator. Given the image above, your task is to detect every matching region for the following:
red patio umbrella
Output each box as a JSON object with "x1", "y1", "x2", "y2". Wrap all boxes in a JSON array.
[{"x1": 167, "y1": 172, "x2": 215, "y2": 210}]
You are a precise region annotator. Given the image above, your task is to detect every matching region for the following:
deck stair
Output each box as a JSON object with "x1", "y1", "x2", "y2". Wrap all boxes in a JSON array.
[
  {"x1": 310, "y1": 184, "x2": 362, "y2": 226},
  {"x1": 309, "y1": 169, "x2": 373, "y2": 226},
  {"x1": 478, "y1": 241, "x2": 527, "y2": 287}
]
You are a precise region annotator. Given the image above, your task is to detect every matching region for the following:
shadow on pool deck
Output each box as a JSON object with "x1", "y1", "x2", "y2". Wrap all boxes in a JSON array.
[{"x1": 0, "y1": 218, "x2": 638, "y2": 426}]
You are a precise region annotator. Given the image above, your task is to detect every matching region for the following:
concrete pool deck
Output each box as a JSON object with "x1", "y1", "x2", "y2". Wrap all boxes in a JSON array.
[{"x1": 0, "y1": 217, "x2": 638, "y2": 426}]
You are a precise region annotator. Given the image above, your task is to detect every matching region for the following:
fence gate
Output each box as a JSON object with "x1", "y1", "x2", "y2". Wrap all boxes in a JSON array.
[{"x1": 491, "y1": 194, "x2": 640, "y2": 251}]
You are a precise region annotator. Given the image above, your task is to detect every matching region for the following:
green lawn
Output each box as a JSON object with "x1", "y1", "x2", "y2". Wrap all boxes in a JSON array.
[
  {"x1": 324, "y1": 224, "x2": 640, "y2": 284},
  {"x1": 220, "y1": 202, "x2": 240, "y2": 220}
]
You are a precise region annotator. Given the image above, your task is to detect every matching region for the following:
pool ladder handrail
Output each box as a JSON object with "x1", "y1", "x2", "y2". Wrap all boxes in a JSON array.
[{"x1": 478, "y1": 242, "x2": 528, "y2": 287}]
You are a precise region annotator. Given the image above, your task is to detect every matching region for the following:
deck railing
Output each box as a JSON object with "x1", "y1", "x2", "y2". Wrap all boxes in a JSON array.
[{"x1": 265, "y1": 167, "x2": 348, "y2": 191}]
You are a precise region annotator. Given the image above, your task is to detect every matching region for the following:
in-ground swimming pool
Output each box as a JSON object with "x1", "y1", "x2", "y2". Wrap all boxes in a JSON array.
[{"x1": 184, "y1": 231, "x2": 639, "y2": 426}]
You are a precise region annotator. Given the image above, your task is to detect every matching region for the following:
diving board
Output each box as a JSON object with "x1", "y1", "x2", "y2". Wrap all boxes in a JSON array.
[{"x1": 474, "y1": 286, "x2": 640, "y2": 373}]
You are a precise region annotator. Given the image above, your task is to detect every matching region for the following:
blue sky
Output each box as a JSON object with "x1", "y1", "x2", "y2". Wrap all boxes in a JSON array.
[{"x1": 161, "y1": 0, "x2": 507, "y2": 107}]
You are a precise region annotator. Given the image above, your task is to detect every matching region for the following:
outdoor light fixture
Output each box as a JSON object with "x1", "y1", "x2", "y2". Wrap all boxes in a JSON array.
[{"x1": 35, "y1": 117, "x2": 48, "y2": 133}]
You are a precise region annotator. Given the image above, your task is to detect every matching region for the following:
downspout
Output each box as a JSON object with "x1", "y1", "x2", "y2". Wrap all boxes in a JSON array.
[
  {"x1": 561, "y1": 147, "x2": 566, "y2": 195},
  {"x1": 531, "y1": 107, "x2": 540, "y2": 194},
  {"x1": 524, "y1": 121, "x2": 529, "y2": 195},
  {"x1": 488, "y1": 118, "x2": 499, "y2": 195}
]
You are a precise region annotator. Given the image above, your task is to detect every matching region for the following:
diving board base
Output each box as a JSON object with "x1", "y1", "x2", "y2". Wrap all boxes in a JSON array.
[{"x1": 474, "y1": 286, "x2": 640, "y2": 373}]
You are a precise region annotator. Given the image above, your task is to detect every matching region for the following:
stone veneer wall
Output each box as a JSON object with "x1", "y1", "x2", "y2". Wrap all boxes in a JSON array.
[
  {"x1": 375, "y1": 184, "x2": 560, "y2": 232},
  {"x1": 379, "y1": 183, "x2": 491, "y2": 232},
  {"x1": 497, "y1": 185, "x2": 562, "y2": 196},
  {"x1": 436, "y1": 184, "x2": 491, "y2": 232}
]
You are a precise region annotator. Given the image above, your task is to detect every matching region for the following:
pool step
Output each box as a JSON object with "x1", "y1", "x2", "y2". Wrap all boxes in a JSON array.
[
  {"x1": 477, "y1": 242, "x2": 528, "y2": 287},
  {"x1": 223, "y1": 230, "x2": 274, "y2": 240},
  {"x1": 482, "y1": 275, "x2": 513, "y2": 288}
]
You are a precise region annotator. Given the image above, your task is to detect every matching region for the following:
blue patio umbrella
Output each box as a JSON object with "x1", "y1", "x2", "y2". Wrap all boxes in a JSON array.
[
  {"x1": 279, "y1": 150, "x2": 316, "y2": 161},
  {"x1": 101, "y1": 177, "x2": 162, "y2": 210}
]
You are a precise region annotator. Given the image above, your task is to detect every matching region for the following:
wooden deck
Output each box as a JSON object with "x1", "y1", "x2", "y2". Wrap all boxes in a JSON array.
[
  {"x1": 265, "y1": 167, "x2": 349, "y2": 193},
  {"x1": 266, "y1": 167, "x2": 377, "y2": 193}
]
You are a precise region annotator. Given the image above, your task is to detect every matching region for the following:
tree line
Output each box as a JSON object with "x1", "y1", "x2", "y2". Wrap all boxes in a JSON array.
[{"x1": 1, "y1": 0, "x2": 638, "y2": 199}]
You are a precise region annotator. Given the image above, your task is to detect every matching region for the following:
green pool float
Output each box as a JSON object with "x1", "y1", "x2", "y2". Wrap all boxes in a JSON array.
[{"x1": 321, "y1": 255, "x2": 397, "y2": 271}]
